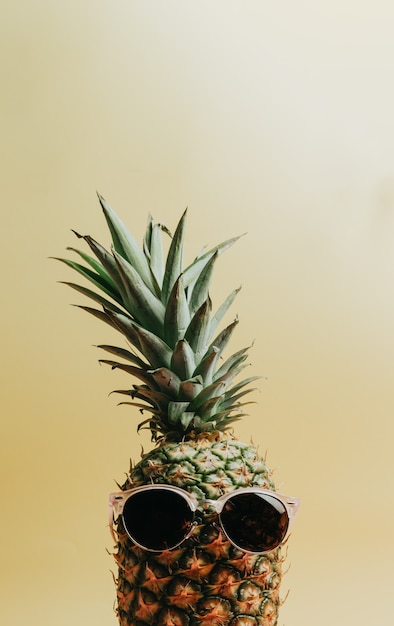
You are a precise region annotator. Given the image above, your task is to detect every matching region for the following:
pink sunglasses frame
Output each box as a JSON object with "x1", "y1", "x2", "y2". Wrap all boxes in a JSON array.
[{"x1": 109, "y1": 484, "x2": 299, "y2": 554}]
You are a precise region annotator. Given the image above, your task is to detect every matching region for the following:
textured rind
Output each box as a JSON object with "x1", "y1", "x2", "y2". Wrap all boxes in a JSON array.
[{"x1": 111, "y1": 434, "x2": 284, "y2": 626}]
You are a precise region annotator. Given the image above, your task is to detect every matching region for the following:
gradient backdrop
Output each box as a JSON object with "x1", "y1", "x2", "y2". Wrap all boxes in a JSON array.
[{"x1": 2, "y1": 1, "x2": 394, "y2": 625}]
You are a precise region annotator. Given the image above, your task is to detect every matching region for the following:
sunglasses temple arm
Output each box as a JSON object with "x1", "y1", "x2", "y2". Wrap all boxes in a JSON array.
[
  {"x1": 287, "y1": 499, "x2": 300, "y2": 525},
  {"x1": 108, "y1": 499, "x2": 118, "y2": 544}
]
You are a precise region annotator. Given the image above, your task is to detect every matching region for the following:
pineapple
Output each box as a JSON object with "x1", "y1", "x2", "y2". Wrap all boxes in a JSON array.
[{"x1": 56, "y1": 195, "x2": 296, "y2": 626}]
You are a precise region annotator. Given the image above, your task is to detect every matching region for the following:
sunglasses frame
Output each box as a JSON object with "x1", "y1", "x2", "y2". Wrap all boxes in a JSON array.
[{"x1": 109, "y1": 484, "x2": 299, "y2": 554}]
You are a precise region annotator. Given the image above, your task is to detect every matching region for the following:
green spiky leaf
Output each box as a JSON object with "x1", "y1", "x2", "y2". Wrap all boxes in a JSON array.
[
  {"x1": 60, "y1": 282, "x2": 125, "y2": 314},
  {"x1": 189, "y1": 250, "x2": 218, "y2": 316},
  {"x1": 163, "y1": 274, "x2": 190, "y2": 347},
  {"x1": 184, "y1": 298, "x2": 212, "y2": 358},
  {"x1": 113, "y1": 251, "x2": 165, "y2": 334},
  {"x1": 66, "y1": 245, "x2": 118, "y2": 289},
  {"x1": 161, "y1": 208, "x2": 187, "y2": 303},
  {"x1": 148, "y1": 367, "x2": 181, "y2": 398},
  {"x1": 167, "y1": 401, "x2": 192, "y2": 425},
  {"x1": 98, "y1": 194, "x2": 158, "y2": 294},
  {"x1": 99, "y1": 360, "x2": 154, "y2": 386},
  {"x1": 54, "y1": 257, "x2": 119, "y2": 302},
  {"x1": 182, "y1": 233, "x2": 244, "y2": 291},
  {"x1": 210, "y1": 286, "x2": 241, "y2": 337},
  {"x1": 170, "y1": 339, "x2": 196, "y2": 380},
  {"x1": 97, "y1": 345, "x2": 147, "y2": 369}
]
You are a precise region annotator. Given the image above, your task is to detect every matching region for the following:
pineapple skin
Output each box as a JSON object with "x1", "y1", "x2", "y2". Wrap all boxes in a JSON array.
[{"x1": 112, "y1": 433, "x2": 284, "y2": 626}]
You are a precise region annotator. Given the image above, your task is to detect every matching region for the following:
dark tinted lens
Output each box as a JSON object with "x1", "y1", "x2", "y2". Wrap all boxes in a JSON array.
[
  {"x1": 122, "y1": 489, "x2": 194, "y2": 551},
  {"x1": 220, "y1": 493, "x2": 289, "y2": 553}
]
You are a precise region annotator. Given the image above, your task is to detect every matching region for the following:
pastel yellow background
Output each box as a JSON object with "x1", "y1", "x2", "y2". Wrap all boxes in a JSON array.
[{"x1": 2, "y1": 1, "x2": 393, "y2": 624}]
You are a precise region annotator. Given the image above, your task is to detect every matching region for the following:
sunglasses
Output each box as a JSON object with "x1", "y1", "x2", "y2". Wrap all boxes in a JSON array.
[{"x1": 109, "y1": 484, "x2": 299, "y2": 554}]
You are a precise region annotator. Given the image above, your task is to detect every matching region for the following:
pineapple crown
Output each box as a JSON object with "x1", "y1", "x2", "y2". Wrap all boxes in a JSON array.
[{"x1": 55, "y1": 195, "x2": 260, "y2": 443}]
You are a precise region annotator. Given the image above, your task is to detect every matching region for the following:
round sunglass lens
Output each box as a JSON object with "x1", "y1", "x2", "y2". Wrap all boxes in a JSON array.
[
  {"x1": 220, "y1": 492, "x2": 289, "y2": 553},
  {"x1": 122, "y1": 489, "x2": 194, "y2": 551}
]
